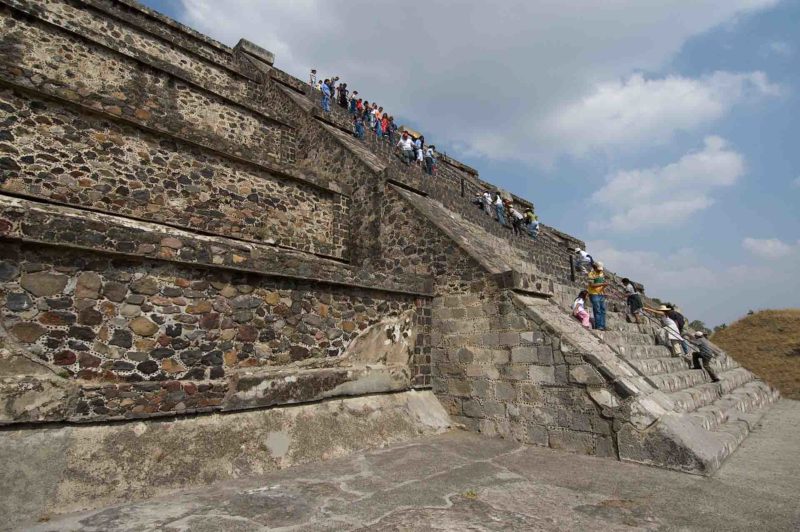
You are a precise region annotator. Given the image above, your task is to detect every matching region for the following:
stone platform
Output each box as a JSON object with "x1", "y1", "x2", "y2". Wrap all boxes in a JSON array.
[{"x1": 17, "y1": 399, "x2": 800, "y2": 531}]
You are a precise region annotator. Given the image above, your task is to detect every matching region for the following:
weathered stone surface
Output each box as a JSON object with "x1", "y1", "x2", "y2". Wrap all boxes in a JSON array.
[
  {"x1": 20, "y1": 272, "x2": 68, "y2": 297},
  {"x1": 129, "y1": 317, "x2": 159, "y2": 337},
  {"x1": 75, "y1": 272, "x2": 102, "y2": 299},
  {"x1": 10, "y1": 323, "x2": 46, "y2": 343},
  {"x1": 5, "y1": 293, "x2": 32, "y2": 312}
]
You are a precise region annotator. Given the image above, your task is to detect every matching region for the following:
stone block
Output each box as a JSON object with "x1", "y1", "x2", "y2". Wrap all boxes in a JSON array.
[
  {"x1": 548, "y1": 430, "x2": 595, "y2": 455},
  {"x1": 529, "y1": 365, "x2": 556, "y2": 383},
  {"x1": 569, "y1": 365, "x2": 605, "y2": 386},
  {"x1": 462, "y1": 399, "x2": 484, "y2": 418},
  {"x1": 510, "y1": 346, "x2": 537, "y2": 363},
  {"x1": 498, "y1": 332, "x2": 521, "y2": 347},
  {"x1": 466, "y1": 364, "x2": 499, "y2": 379},
  {"x1": 448, "y1": 379, "x2": 471, "y2": 397},
  {"x1": 517, "y1": 383, "x2": 541, "y2": 403},
  {"x1": 521, "y1": 331, "x2": 545, "y2": 345},
  {"x1": 524, "y1": 423, "x2": 549, "y2": 446},
  {"x1": 469, "y1": 379, "x2": 492, "y2": 398},
  {"x1": 501, "y1": 365, "x2": 529, "y2": 381},
  {"x1": 494, "y1": 381, "x2": 516, "y2": 401},
  {"x1": 537, "y1": 346, "x2": 554, "y2": 365},
  {"x1": 483, "y1": 400, "x2": 506, "y2": 418}
]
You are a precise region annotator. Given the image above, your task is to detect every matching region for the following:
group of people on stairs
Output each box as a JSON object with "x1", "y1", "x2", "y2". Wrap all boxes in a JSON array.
[
  {"x1": 311, "y1": 70, "x2": 438, "y2": 175},
  {"x1": 471, "y1": 191, "x2": 540, "y2": 239},
  {"x1": 570, "y1": 248, "x2": 722, "y2": 383}
]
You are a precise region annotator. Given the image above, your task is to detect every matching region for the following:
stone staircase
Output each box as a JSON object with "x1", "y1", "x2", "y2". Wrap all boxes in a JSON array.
[{"x1": 596, "y1": 306, "x2": 779, "y2": 469}]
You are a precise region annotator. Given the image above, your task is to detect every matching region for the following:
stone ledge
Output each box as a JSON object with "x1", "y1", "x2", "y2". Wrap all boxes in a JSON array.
[
  {"x1": 0, "y1": 195, "x2": 434, "y2": 297},
  {"x1": 0, "y1": 362, "x2": 413, "y2": 425},
  {"x1": 234, "y1": 38, "x2": 274, "y2": 66}
]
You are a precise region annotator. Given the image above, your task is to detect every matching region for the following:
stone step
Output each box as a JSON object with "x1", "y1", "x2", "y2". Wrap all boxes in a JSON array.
[
  {"x1": 627, "y1": 356, "x2": 691, "y2": 376},
  {"x1": 686, "y1": 380, "x2": 778, "y2": 432},
  {"x1": 669, "y1": 368, "x2": 755, "y2": 414},
  {"x1": 597, "y1": 331, "x2": 656, "y2": 347},
  {"x1": 649, "y1": 369, "x2": 710, "y2": 393},
  {"x1": 615, "y1": 344, "x2": 674, "y2": 360},
  {"x1": 603, "y1": 320, "x2": 659, "y2": 335}
]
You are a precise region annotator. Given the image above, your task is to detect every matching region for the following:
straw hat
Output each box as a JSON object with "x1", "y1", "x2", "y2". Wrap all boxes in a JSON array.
[
  {"x1": 594, "y1": 262, "x2": 604, "y2": 270},
  {"x1": 657, "y1": 305, "x2": 670, "y2": 312}
]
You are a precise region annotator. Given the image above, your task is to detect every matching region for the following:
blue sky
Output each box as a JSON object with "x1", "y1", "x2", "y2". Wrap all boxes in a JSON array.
[{"x1": 141, "y1": 0, "x2": 799, "y2": 327}]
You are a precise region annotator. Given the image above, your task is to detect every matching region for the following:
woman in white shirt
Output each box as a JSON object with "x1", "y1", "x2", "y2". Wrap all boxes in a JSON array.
[{"x1": 572, "y1": 290, "x2": 591, "y2": 329}]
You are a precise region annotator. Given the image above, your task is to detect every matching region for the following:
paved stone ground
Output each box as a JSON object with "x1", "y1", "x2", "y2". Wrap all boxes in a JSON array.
[{"x1": 19, "y1": 400, "x2": 800, "y2": 531}]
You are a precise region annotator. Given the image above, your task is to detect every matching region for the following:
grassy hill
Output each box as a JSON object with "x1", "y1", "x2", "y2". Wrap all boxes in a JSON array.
[{"x1": 711, "y1": 309, "x2": 800, "y2": 400}]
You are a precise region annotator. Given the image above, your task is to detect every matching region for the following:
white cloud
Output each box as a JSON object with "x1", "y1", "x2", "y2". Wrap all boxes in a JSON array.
[
  {"x1": 742, "y1": 237, "x2": 795, "y2": 259},
  {"x1": 587, "y1": 240, "x2": 800, "y2": 326},
  {"x1": 590, "y1": 136, "x2": 745, "y2": 232},
  {"x1": 540, "y1": 72, "x2": 779, "y2": 157},
  {"x1": 176, "y1": 0, "x2": 779, "y2": 164}
]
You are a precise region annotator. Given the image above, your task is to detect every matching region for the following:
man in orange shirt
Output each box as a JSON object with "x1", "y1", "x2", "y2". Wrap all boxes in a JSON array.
[{"x1": 587, "y1": 262, "x2": 608, "y2": 330}]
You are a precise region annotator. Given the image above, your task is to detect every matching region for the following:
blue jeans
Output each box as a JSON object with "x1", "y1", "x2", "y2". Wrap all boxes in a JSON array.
[
  {"x1": 526, "y1": 222, "x2": 539, "y2": 239},
  {"x1": 425, "y1": 157, "x2": 434, "y2": 174},
  {"x1": 375, "y1": 122, "x2": 382, "y2": 138},
  {"x1": 355, "y1": 123, "x2": 364, "y2": 139},
  {"x1": 322, "y1": 95, "x2": 330, "y2": 112},
  {"x1": 590, "y1": 295, "x2": 606, "y2": 329},
  {"x1": 495, "y1": 204, "x2": 506, "y2": 226}
]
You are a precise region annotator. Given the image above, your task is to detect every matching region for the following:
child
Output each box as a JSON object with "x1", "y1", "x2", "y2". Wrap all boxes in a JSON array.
[{"x1": 572, "y1": 290, "x2": 592, "y2": 329}]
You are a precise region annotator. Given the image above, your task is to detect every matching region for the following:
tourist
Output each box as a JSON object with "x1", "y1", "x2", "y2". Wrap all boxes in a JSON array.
[
  {"x1": 414, "y1": 136, "x2": 424, "y2": 167},
  {"x1": 387, "y1": 116, "x2": 397, "y2": 146},
  {"x1": 396, "y1": 132, "x2": 415, "y2": 164},
  {"x1": 483, "y1": 191, "x2": 494, "y2": 217},
  {"x1": 321, "y1": 79, "x2": 331, "y2": 112},
  {"x1": 523, "y1": 208, "x2": 539, "y2": 239},
  {"x1": 309, "y1": 68, "x2": 317, "y2": 88},
  {"x1": 472, "y1": 192, "x2": 485, "y2": 210},
  {"x1": 587, "y1": 261, "x2": 608, "y2": 330},
  {"x1": 574, "y1": 247, "x2": 593, "y2": 273},
  {"x1": 356, "y1": 98, "x2": 364, "y2": 114},
  {"x1": 646, "y1": 304, "x2": 690, "y2": 355},
  {"x1": 338, "y1": 83, "x2": 349, "y2": 108},
  {"x1": 354, "y1": 112, "x2": 364, "y2": 139},
  {"x1": 349, "y1": 91, "x2": 359, "y2": 114},
  {"x1": 381, "y1": 114, "x2": 390, "y2": 143},
  {"x1": 690, "y1": 331, "x2": 721, "y2": 382},
  {"x1": 621, "y1": 277, "x2": 643, "y2": 324},
  {"x1": 666, "y1": 305, "x2": 689, "y2": 354},
  {"x1": 494, "y1": 192, "x2": 506, "y2": 226},
  {"x1": 424, "y1": 145, "x2": 436, "y2": 175},
  {"x1": 509, "y1": 204, "x2": 525, "y2": 235},
  {"x1": 572, "y1": 290, "x2": 592, "y2": 329},
  {"x1": 645, "y1": 306, "x2": 684, "y2": 356},
  {"x1": 375, "y1": 106, "x2": 384, "y2": 138},
  {"x1": 316, "y1": 80, "x2": 324, "y2": 92}
]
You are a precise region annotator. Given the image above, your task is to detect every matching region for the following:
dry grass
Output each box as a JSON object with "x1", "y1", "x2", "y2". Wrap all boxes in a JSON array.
[{"x1": 711, "y1": 309, "x2": 800, "y2": 400}]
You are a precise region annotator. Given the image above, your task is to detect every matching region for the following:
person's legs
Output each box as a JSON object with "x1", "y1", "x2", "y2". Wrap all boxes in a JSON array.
[
  {"x1": 495, "y1": 204, "x2": 506, "y2": 226},
  {"x1": 590, "y1": 295, "x2": 606, "y2": 329},
  {"x1": 576, "y1": 309, "x2": 591, "y2": 328},
  {"x1": 695, "y1": 352, "x2": 720, "y2": 381}
]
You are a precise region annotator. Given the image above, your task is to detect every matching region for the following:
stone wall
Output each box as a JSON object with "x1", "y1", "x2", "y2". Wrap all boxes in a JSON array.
[
  {"x1": 430, "y1": 291, "x2": 617, "y2": 457},
  {"x1": 0, "y1": 87, "x2": 347, "y2": 258}
]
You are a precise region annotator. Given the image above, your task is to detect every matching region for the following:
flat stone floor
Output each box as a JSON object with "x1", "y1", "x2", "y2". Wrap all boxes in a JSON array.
[{"x1": 21, "y1": 400, "x2": 800, "y2": 531}]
